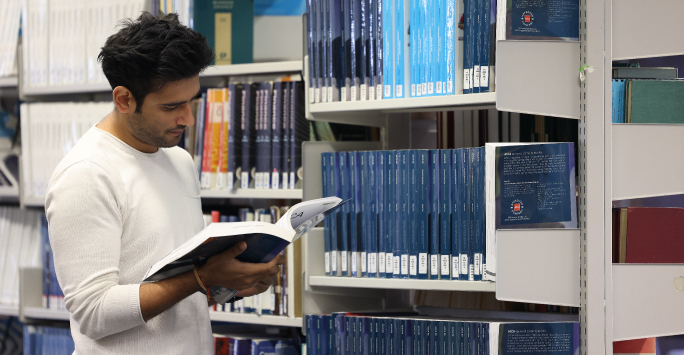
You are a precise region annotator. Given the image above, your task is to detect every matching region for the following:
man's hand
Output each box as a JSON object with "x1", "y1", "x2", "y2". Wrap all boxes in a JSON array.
[{"x1": 198, "y1": 241, "x2": 286, "y2": 295}]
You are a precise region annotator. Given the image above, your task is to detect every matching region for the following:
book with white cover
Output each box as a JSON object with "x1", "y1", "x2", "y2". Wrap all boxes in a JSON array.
[{"x1": 144, "y1": 197, "x2": 347, "y2": 304}]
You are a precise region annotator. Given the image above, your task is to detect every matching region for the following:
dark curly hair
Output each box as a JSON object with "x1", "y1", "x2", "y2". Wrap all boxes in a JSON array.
[{"x1": 98, "y1": 12, "x2": 214, "y2": 113}]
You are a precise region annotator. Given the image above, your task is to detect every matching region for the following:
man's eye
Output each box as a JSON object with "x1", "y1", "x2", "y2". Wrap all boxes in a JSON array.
[{"x1": 163, "y1": 106, "x2": 177, "y2": 111}]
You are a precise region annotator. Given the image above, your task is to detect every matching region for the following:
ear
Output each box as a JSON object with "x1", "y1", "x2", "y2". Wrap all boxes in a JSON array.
[{"x1": 112, "y1": 86, "x2": 138, "y2": 114}]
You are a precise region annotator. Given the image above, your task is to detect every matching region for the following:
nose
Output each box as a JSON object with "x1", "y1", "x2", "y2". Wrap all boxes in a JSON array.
[{"x1": 178, "y1": 103, "x2": 195, "y2": 127}]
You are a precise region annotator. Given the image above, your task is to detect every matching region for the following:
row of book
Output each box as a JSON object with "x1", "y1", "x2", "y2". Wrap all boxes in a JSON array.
[
  {"x1": 611, "y1": 66, "x2": 683, "y2": 124},
  {"x1": 305, "y1": 313, "x2": 579, "y2": 355},
  {"x1": 321, "y1": 143, "x2": 577, "y2": 282},
  {"x1": 21, "y1": 0, "x2": 146, "y2": 87},
  {"x1": 0, "y1": 207, "x2": 43, "y2": 307},
  {"x1": 22, "y1": 325, "x2": 75, "y2": 355},
  {"x1": 20, "y1": 102, "x2": 110, "y2": 200},
  {"x1": 213, "y1": 333, "x2": 300, "y2": 355},
  {"x1": 205, "y1": 207, "x2": 292, "y2": 316},
  {"x1": 612, "y1": 207, "x2": 684, "y2": 264},
  {"x1": 0, "y1": 0, "x2": 21, "y2": 78},
  {"x1": 40, "y1": 215, "x2": 64, "y2": 311},
  {"x1": 306, "y1": 0, "x2": 493, "y2": 103},
  {"x1": 188, "y1": 81, "x2": 309, "y2": 191}
]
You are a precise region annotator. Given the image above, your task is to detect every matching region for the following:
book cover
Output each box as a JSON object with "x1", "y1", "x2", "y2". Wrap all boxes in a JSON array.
[
  {"x1": 611, "y1": 79, "x2": 626, "y2": 124},
  {"x1": 193, "y1": 0, "x2": 253, "y2": 65},
  {"x1": 367, "y1": 151, "x2": 378, "y2": 277},
  {"x1": 627, "y1": 80, "x2": 684, "y2": 124},
  {"x1": 417, "y1": 150, "x2": 429, "y2": 279},
  {"x1": 504, "y1": 0, "x2": 579, "y2": 41},
  {"x1": 350, "y1": 151, "x2": 361, "y2": 277},
  {"x1": 395, "y1": 0, "x2": 407, "y2": 98},
  {"x1": 241, "y1": 84, "x2": 257, "y2": 189},
  {"x1": 622, "y1": 207, "x2": 684, "y2": 263},
  {"x1": 271, "y1": 82, "x2": 283, "y2": 189},
  {"x1": 386, "y1": 151, "x2": 396, "y2": 278},
  {"x1": 612, "y1": 66, "x2": 677, "y2": 80},
  {"x1": 377, "y1": 151, "x2": 386, "y2": 278},
  {"x1": 613, "y1": 338, "x2": 656, "y2": 355},
  {"x1": 440, "y1": 149, "x2": 453, "y2": 280},
  {"x1": 321, "y1": 152, "x2": 332, "y2": 276},
  {"x1": 382, "y1": 0, "x2": 394, "y2": 99},
  {"x1": 496, "y1": 322, "x2": 579, "y2": 355},
  {"x1": 281, "y1": 82, "x2": 291, "y2": 189},
  {"x1": 408, "y1": 150, "x2": 418, "y2": 278},
  {"x1": 338, "y1": 152, "x2": 350, "y2": 276}
]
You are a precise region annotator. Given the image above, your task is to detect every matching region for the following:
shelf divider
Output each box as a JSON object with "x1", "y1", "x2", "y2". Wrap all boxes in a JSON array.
[{"x1": 209, "y1": 312, "x2": 302, "y2": 327}]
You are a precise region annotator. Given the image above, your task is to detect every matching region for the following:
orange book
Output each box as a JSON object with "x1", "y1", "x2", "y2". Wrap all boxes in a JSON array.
[
  {"x1": 208, "y1": 89, "x2": 223, "y2": 188},
  {"x1": 200, "y1": 89, "x2": 215, "y2": 189},
  {"x1": 217, "y1": 88, "x2": 230, "y2": 189}
]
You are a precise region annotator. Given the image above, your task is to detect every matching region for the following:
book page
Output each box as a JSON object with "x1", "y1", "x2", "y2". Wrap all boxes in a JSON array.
[{"x1": 275, "y1": 196, "x2": 343, "y2": 230}]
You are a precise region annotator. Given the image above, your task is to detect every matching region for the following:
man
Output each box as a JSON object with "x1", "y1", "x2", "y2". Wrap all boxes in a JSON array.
[{"x1": 45, "y1": 12, "x2": 284, "y2": 354}]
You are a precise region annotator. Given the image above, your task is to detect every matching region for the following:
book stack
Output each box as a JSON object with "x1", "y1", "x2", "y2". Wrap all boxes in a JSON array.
[
  {"x1": 305, "y1": 313, "x2": 579, "y2": 355},
  {"x1": 21, "y1": 0, "x2": 147, "y2": 88},
  {"x1": 321, "y1": 143, "x2": 577, "y2": 282},
  {"x1": 306, "y1": 0, "x2": 493, "y2": 102},
  {"x1": 0, "y1": 0, "x2": 21, "y2": 78},
  {"x1": 20, "y1": 102, "x2": 111, "y2": 200},
  {"x1": 23, "y1": 325, "x2": 75, "y2": 355},
  {"x1": 0, "y1": 207, "x2": 43, "y2": 307},
  {"x1": 188, "y1": 81, "x2": 309, "y2": 191},
  {"x1": 206, "y1": 206, "x2": 292, "y2": 317},
  {"x1": 611, "y1": 66, "x2": 683, "y2": 124},
  {"x1": 212, "y1": 334, "x2": 300, "y2": 355}
]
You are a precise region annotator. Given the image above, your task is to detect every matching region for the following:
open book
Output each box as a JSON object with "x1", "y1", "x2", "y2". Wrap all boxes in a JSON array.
[{"x1": 143, "y1": 196, "x2": 346, "y2": 304}]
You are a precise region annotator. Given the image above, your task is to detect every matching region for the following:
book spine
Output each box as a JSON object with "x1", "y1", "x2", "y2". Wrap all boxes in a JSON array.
[
  {"x1": 408, "y1": 150, "x2": 418, "y2": 279},
  {"x1": 241, "y1": 85, "x2": 256, "y2": 189},
  {"x1": 255, "y1": 87, "x2": 263, "y2": 189},
  {"x1": 350, "y1": 151, "x2": 361, "y2": 277},
  {"x1": 322, "y1": 0, "x2": 330, "y2": 102},
  {"x1": 368, "y1": 0, "x2": 377, "y2": 100},
  {"x1": 344, "y1": 0, "x2": 353, "y2": 101},
  {"x1": 368, "y1": 151, "x2": 378, "y2": 277},
  {"x1": 422, "y1": 0, "x2": 429, "y2": 97},
  {"x1": 314, "y1": 0, "x2": 322, "y2": 102},
  {"x1": 227, "y1": 85, "x2": 240, "y2": 190},
  {"x1": 445, "y1": 0, "x2": 454, "y2": 94},
  {"x1": 443, "y1": 150, "x2": 455, "y2": 279},
  {"x1": 331, "y1": 152, "x2": 340, "y2": 276},
  {"x1": 327, "y1": 0, "x2": 335, "y2": 102},
  {"x1": 307, "y1": 0, "x2": 316, "y2": 103},
  {"x1": 472, "y1": 147, "x2": 483, "y2": 281},
  {"x1": 352, "y1": 0, "x2": 361, "y2": 101},
  {"x1": 480, "y1": 0, "x2": 490, "y2": 92},
  {"x1": 281, "y1": 83, "x2": 290, "y2": 188},
  {"x1": 393, "y1": 151, "x2": 402, "y2": 278},
  {"x1": 360, "y1": 151, "x2": 368, "y2": 277},
  {"x1": 332, "y1": 0, "x2": 343, "y2": 102},
  {"x1": 458, "y1": 148, "x2": 469, "y2": 281},
  {"x1": 395, "y1": 0, "x2": 406, "y2": 98},
  {"x1": 466, "y1": 148, "x2": 475, "y2": 280},
  {"x1": 271, "y1": 83, "x2": 282, "y2": 189},
  {"x1": 473, "y1": 0, "x2": 481, "y2": 94},
  {"x1": 410, "y1": 0, "x2": 417, "y2": 97},
  {"x1": 339, "y1": 152, "x2": 350, "y2": 276},
  {"x1": 386, "y1": 151, "x2": 396, "y2": 278},
  {"x1": 418, "y1": 150, "x2": 429, "y2": 279},
  {"x1": 400, "y1": 150, "x2": 409, "y2": 278},
  {"x1": 377, "y1": 151, "x2": 386, "y2": 278},
  {"x1": 429, "y1": 149, "x2": 440, "y2": 279},
  {"x1": 462, "y1": 0, "x2": 470, "y2": 94},
  {"x1": 382, "y1": 0, "x2": 393, "y2": 99},
  {"x1": 360, "y1": 0, "x2": 368, "y2": 101},
  {"x1": 217, "y1": 88, "x2": 229, "y2": 189},
  {"x1": 376, "y1": 0, "x2": 383, "y2": 100}
]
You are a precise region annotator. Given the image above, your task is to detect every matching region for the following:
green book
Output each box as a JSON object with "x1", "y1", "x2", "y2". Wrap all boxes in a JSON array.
[
  {"x1": 193, "y1": 0, "x2": 254, "y2": 65},
  {"x1": 627, "y1": 79, "x2": 684, "y2": 124}
]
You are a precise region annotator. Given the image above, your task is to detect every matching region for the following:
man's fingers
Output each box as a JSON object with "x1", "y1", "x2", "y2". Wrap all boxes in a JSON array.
[{"x1": 221, "y1": 241, "x2": 247, "y2": 259}]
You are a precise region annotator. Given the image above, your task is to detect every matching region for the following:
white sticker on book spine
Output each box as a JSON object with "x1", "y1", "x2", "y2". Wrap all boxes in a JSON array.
[
  {"x1": 474, "y1": 65, "x2": 481, "y2": 87},
  {"x1": 387, "y1": 253, "x2": 394, "y2": 273},
  {"x1": 393, "y1": 256, "x2": 400, "y2": 275},
  {"x1": 409, "y1": 255, "x2": 417, "y2": 276},
  {"x1": 481, "y1": 67, "x2": 489, "y2": 88},
  {"x1": 351, "y1": 86, "x2": 358, "y2": 101},
  {"x1": 289, "y1": 172, "x2": 295, "y2": 189},
  {"x1": 201, "y1": 172, "x2": 210, "y2": 189},
  {"x1": 341, "y1": 251, "x2": 348, "y2": 272},
  {"x1": 474, "y1": 253, "x2": 481, "y2": 275},
  {"x1": 361, "y1": 252, "x2": 367, "y2": 273},
  {"x1": 431, "y1": 255, "x2": 439, "y2": 276},
  {"x1": 327, "y1": 87, "x2": 333, "y2": 102},
  {"x1": 411, "y1": 84, "x2": 416, "y2": 97},
  {"x1": 315, "y1": 88, "x2": 321, "y2": 103},
  {"x1": 452, "y1": 256, "x2": 460, "y2": 278},
  {"x1": 469, "y1": 264, "x2": 474, "y2": 281},
  {"x1": 377, "y1": 86, "x2": 383, "y2": 100},
  {"x1": 271, "y1": 173, "x2": 279, "y2": 189},
  {"x1": 241, "y1": 172, "x2": 249, "y2": 189},
  {"x1": 422, "y1": 83, "x2": 427, "y2": 96},
  {"x1": 441, "y1": 255, "x2": 450, "y2": 276},
  {"x1": 396, "y1": 85, "x2": 403, "y2": 97},
  {"x1": 419, "y1": 253, "x2": 428, "y2": 275},
  {"x1": 460, "y1": 254, "x2": 468, "y2": 275},
  {"x1": 351, "y1": 253, "x2": 357, "y2": 273},
  {"x1": 401, "y1": 255, "x2": 409, "y2": 275},
  {"x1": 447, "y1": 80, "x2": 453, "y2": 93},
  {"x1": 332, "y1": 251, "x2": 338, "y2": 272},
  {"x1": 369, "y1": 253, "x2": 377, "y2": 274},
  {"x1": 463, "y1": 69, "x2": 470, "y2": 91},
  {"x1": 378, "y1": 253, "x2": 386, "y2": 273},
  {"x1": 360, "y1": 84, "x2": 367, "y2": 101},
  {"x1": 227, "y1": 172, "x2": 234, "y2": 190},
  {"x1": 384, "y1": 85, "x2": 391, "y2": 98},
  {"x1": 428, "y1": 82, "x2": 434, "y2": 95},
  {"x1": 341, "y1": 87, "x2": 347, "y2": 101},
  {"x1": 436, "y1": 82, "x2": 442, "y2": 94},
  {"x1": 369, "y1": 86, "x2": 375, "y2": 100},
  {"x1": 217, "y1": 174, "x2": 226, "y2": 189},
  {"x1": 309, "y1": 88, "x2": 314, "y2": 103},
  {"x1": 324, "y1": 252, "x2": 330, "y2": 274}
]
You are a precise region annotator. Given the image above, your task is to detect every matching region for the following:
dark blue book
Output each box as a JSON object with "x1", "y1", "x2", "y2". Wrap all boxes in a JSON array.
[
  {"x1": 306, "y1": 316, "x2": 316, "y2": 354},
  {"x1": 352, "y1": 0, "x2": 362, "y2": 100},
  {"x1": 338, "y1": 152, "x2": 351, "y2": 276},
  {"x1": 429, "y1": 149, "x2": 440, "y2": 279},
  {"x1": 257, "y1": 82, "x2": 273, "y2": 189},
  {"x1": 324, "y1": 315, "x2": 334, "y2": 355},
  {"x1": 240, "y1": 84, "x2": 257, "y2": 189},
  {"x1": 324, "y1": 0, "x2": 333, "y2": 102},
  {"x1": 408, "y1": 150, "x2": 418, "y2": 279},
  {"x1": 392, "y1": 151, "x2": 401, "y2": 278},
  {"x1": 440, "y1": 150, "x2": 453, "y2": 280},
  {"x1": 227, "y1": 84, "x2": 243, "y2": 190},
  {"x1": 399, "y1": 150, "x2": 409, "y2": 278},
  {"x1": 384, "y1": 151, "x2": 394, "y2": 278},
  {"x1": 458, "y1": 148, "x2": 470, "y2": 281},
  {"x1": 332, "y1": 0, "x2": 344, "y2": 101},
  {"x1": 379, "y1": 318, "x2": 387, "y2": 355},
  {"x1": 367, "y1": 151, "x2": 378, "y2": 277},
  {"x1": 362, "y1": 317, "x2": 371, "y2": 355},
  {"x1": 367, "y1": 0, "x2": 376, "y2": 100},
  {"x1": 322, "y1": 152, "x2": 332, "y2": 276},
  {"x1": 359, "y1": 0, "x2": 368, "y2": 100},
  {"x1": 331, "y1": 152, "x2": 341, "y2": 276},
  {"x1": 369, "y1": 318, "x2": 377, "y2": 355},
  {"x1": 449, "y1": 321, "x2": 458, "y2": 355},
  {"x1": 350, "y1": 151, "x2": 361, "y2": 277},
  {"x1": 375, "y1": 0, "x2": 383, "y2": 100},
  {"x1": 472, "y1": 0, "x2": 482, "y2": 94},
  {"x1": 472, "y1": 147, "x2": 483, "y2": 281},
  {"x1": 417, "y1": 150, "x2": 429, "y2": 279},
  {"x1": 290, "y1": 82, "x2": 308, "y2": 189},
  {"x1": 271, "y1": 82, "x2": 284, "y2": 189},
  {"x1": 315, "y1": 315, "x2": 324, "y2": 355},
  {"x1": 320, "y1": 0, "x2": 329, "y2": 102},
  {"x1": 497, "y1": 322, "x2": 579, "y2": 355},
  {"x1": 360, "y1": 151, "x2": 368, "y2": 277},
  {"x1": 314, "y1": 0, "x2": 323, "y2": 102},
  {"x1": 432, "y1": 321, "x2": 440, "y2": 355},
  {"x1": 464, "y1": 322, "x2": 472, "y2": 355},
  {"x1": 398, "y1": 319, "x2": 407, "y2": 355},
  {"x1": 505, "y1": 0, "x2": 579, "y2": 40},
  {"x1": 281, "y1": 83, "x2": 291, "y2": 188},
  {"x1": 440, "y1": 321, "x2": 449, "y2": 355},
  {"x1": 344, "y1": 0, "x2": 353, "y2": 100},
  {"x1": 425, "y1": 319, "x2": 433, "y2": 354},
  {"x1": 333, "y1": 313, "x2": 346, "y2": 355},
  {"x1": 466, "y1": 148, "x2": 476, "y2": 280},
  {"x1": 462, "y1": 0, "x2": 472, "y2": 94},
  {"x1": 377, "y1": 151, "x2": 386, "y2": 278},
  {"x1": 414, "y1": 320, "x2": 425, "y2": 354},
  {"x1": 388, "y1": 318, "x2": 397, "y2": 355},
  {"x1": 345, "y1": 315, "x2": 353, "y2": 355},
  {"x1": 480, "y1": 0, "x2": 491, "y2": 93},
  {"x1": 307, "y1": 0, "x2": 316, "y2": 103}
]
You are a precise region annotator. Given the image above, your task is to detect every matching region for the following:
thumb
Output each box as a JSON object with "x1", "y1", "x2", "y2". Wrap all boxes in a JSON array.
[{"x1": 221, "y1": 241, "x2": 247, "y2": 259}]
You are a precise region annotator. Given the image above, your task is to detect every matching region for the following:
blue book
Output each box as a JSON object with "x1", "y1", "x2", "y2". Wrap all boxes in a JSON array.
[
  {"x1": 370, "y1": 318, "x2": 377, "y2": 355},
  {"x1": 352, "y1": 0, "x2": 362, "y2": 100},
  {"x1": 414, "y1": 320, "x2": 424, "y2": 354},
  {"x1": 421, "y1": 0, "x2": 428, "y2": 97},
  {"x1": 498, "y1": 322, "x2": 579, "y2": 355},
  {"x1": 376, "y1": 0, "x2": 383, "y2": 100},
  {"x1": 362, "y1": 317, "x2": 371, "y2": 355},
  {"x1": 290, "y1": 82, "x2": 308, "y2": 189},
  {"x1": 331, "y1": 152, "x2": 341, "y2": 276},
  {"x1": 322, "y1": 152, "x2": 332, "y2": 276},
  {"x1": 360, "y1": 151, "x2": 368, "y2": 277},
  {"x1": 426, "y1": 0, "x2": 434, "y2": 96},
  {"x1": 440, "y1": 150, "x2": 452, "y2": 280},
  {"x1": 394, "y1": 0, "x2": 407, "y2": 98},
  {"x1": 398, "y1": 319, "x2": 408, "y2": 355},
  {"x1": 408, "y1": 150, "x2": 418, "y2": 279},
  {"x1": 345, "y1": 316, "x2": 353, "y2": 354},
  {"x1": 436, "y1": 0, "x2": 444, "y2": 95},
  {"x1": 440, "y1": 321, "x2": 449, "y2": 355},
  {"x1": 334, "y1": 313, "x2": 346, "y2": 355},
  {"x1": 315, "y1": 315, "x2": 325, "y2": 355},
  {"x1": 417, "y1": 150, "x2": 429, "y2": 279},
  {"x1": 307, "y1": 0, "x2": 316, "y2": 102},
  {"x1": 472, "y1": 0, "x2": 481, "y2": 94},
  {"x1": 324, "y1": 315, "x2": 334, "y2": 355},
  {"x1": 315, "y1": 0, "x2": 323, "y2": 102},
  {"x1": 322, "y1": 0, "x2": 330, "y2": 102},
  {"x1": 360, "y1": 0, "x2": 368, "y2": 101},
  {"x1": 425, "y1": 319, "x2": 433, "y2": 354},
  {"x1": 379, "y1": 318, "x2": 387, "y2": 355},
  {"x1": 399, "y1": 150, "x2": 409, "y2": 278},
  {"x1": 462, "y1": 0, "x2": 471, "y2": 94},
  {"x1": 367, "y1": 151, "x2": 378, "y2": 277},
  {"x1": 338, "y1": 152, "x2": 351, "y2": 276},
  {"x1": 449, "y1": 321, "x2": 458, "y2": 355},
  {"x1": 350, "y1": 151, "x2": 361, "y2": 277},
  {"x1": 472, "y1": 147, "x2": 484, "y2": 281},
  {"x1": 368, "y1": 0, "x2": 376, "y2": 100},
  {"x1": 307, "y1": 316, "x2": 316, "y2": 353},
  {"x1": 467, "y1": 148, "x2": 477, "y2": 280},
  {"x1": 428, "y1": 150, "x2": 440, "y2": 279},
  {"x1": 281, "y1": 83, "x2": 291, "y2": 189},
  {"x1": 377, "y1": 152, "x2": 386, "y2": 278},
  {"x1": 332, "y1": 0, "x2": 344, "y2": 101},
  {"x1": 409, "y1": 0, "x2": 417, "y2": 97},
  {"x1": 386, "y1": 151, "x2": 396, "y2": 278},
  {"x1": 392, "y1": 151, "x2": 401, "y2": 278},
  {"x1": 480, "y1": 0, "x2": 491, "y2": 93},
  {"x1": 240, "y1": 84, "x2": 257, "y2": 189},
  {"x1": 382, "y1": 0, "x2": 393, "y2": 99},
  {"x1": 388, "y1": 318, "x2": 397, "y2": 355},
  {"x1": 271, "y1": 83, "x2": 283, "y2": 189},
  {"x1": 612, "y1": 79, "x2": 626, "y2": 123},
  {"x1": 458, "y1": 148, "x2": 470, "y2": 281},
  {"x1": 260, "y1": 82, "x2": 273, "y2": 189},
  {"x1": 445, "y1": 0, "x2": 455, "y2": 94},
  {"x1": 344, "y1": 0, "x2": 353, "y2": 101}
]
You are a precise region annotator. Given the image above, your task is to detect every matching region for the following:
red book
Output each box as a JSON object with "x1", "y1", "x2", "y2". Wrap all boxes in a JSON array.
[
  {"x1": 613, "y1": 338, "x2": 655, "y2": 355},
  {"x1": 624, "y1": 207, "x2": 684, "y2": 263}
]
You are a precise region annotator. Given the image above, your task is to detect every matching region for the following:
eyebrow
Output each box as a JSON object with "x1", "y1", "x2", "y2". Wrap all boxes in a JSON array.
[{"x1": 159, "y1": 89, "x2": 202, "y2": 107}]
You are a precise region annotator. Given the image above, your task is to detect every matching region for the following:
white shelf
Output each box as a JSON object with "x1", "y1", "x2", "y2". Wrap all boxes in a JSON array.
[
  {"x1": 0, "y1": 186, "x2": 19, "y2": 200},
  {"x1": 23, "y1": 307, "x2": 70, "y2": 321},
  {"x1": 22, "y1": 196, "x2": 45, "y2": 207},
  {"x1": 308, "y1": 93, "x2": 495, "y2": 120},
  {"x1": 612, "y1": 124, "x2": 684, "y2": 201},
  {"x1": 0, "y1": 76, "x2": 18, "y2": 88},
  {"x1": 200, "y1": 188, "x2": 302, "y2": 200},
  {"x1": 613, "y1": 264, "x2": 684, "y2": 341},
  {"x1": 22, "y1": 82, "x2": 112, "y2": 96},
  {"x1": 202, "y1": 61, "x2": 301, "y2": 77},
  {"x1": 613, "y1": 0, "x2": 684, "y2": 60},
  {"x1": 0, "y1": 304, "x2": 19, "y2": 316},
  {"x1": 209, "y1": 312, "x2": 302, "y2": 327},
  {"x1": 309, "y1": 276, "x2": 495, "y2": 292}
]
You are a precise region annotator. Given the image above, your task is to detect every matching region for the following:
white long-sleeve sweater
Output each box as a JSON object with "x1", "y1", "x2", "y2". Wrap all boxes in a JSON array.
[{"x1": 45, "y1": 126, "x2": 212, "y2": 354}]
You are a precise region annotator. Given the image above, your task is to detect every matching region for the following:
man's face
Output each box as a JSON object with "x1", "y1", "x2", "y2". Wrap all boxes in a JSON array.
[{"x1": 126, "y1": 76, "x2": 200, "y2": 150}]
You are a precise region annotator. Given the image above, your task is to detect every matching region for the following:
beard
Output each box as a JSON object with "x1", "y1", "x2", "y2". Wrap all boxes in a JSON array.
[{"x1": 127, "y1": 112, "x2": 184, "y2": 148}]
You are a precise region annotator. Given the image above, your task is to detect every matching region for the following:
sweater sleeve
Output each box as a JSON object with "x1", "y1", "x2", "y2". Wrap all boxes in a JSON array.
[{"x1": 45, "y1": 160, "x2": 145, "y2": 340}]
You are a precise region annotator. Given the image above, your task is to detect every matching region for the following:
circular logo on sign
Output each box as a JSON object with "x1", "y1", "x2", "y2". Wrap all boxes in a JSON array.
[
  {"x1": 521, "y1": 11, "x2": 534, "y2": 26},
  {"x1": 511, "y1": 199, "x2": 524, "y2": 215}
]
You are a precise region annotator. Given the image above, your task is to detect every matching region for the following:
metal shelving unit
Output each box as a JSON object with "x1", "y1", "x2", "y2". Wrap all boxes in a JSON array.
[
  {"x1": 209, "y1": 312, "x2": 303, "y2": 328},
  {"x1": 23, "y1": 307, "x2": 70, "y2": 322}
]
